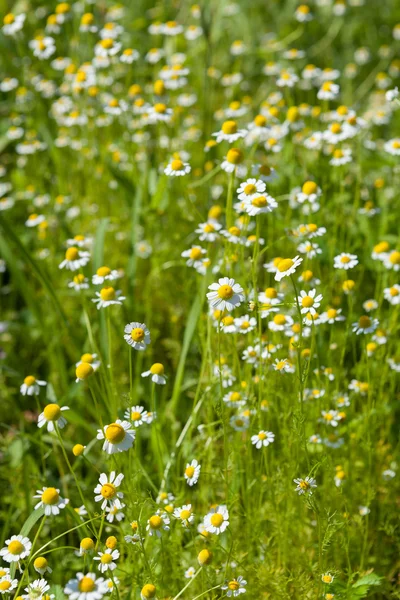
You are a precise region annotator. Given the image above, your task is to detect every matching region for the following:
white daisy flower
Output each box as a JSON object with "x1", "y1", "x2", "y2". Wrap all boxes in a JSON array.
[
  {"x1": 141, "y1": 363, "x2": 166, "y2": 385},
  {"x1": 244, "y1": 194, "x2": 277, "y2": 216},
  {"x1": 274, "y1": 256, "x2": 303, "y2": 281},
  {"x1": 164, "y1": 158, "x2": 191, "y2": 176},
  {"x1": 352, "y1": 316, "x2": 379, "y2": 335},
  {"x1": 92, "y1": 287, "x2": 125, "y2": 309},
  {"x1": 38, "y1": 403, "x2": 69, "y2": 432},
  {"x1": 204, "y1": 505, "x2": 229, "y2": 535},
  {"x1": 333, "y1": 253, "x2": 358, "y2": 270},
  {"x1": 92, "y1": 267, "x2": 120, "y2": 285},
  {"x1": 181, "y1": 246, "x2": 206, "y2": 267},
  {"x1": 123, "y1": 322, "x2": 151, "y2": 350},
  {"x1": 195, "y1": 221, "x2": 222, "y2": 242},
  {"x1": 184, "y1": 459, "x2": 201, "y2": 486},
  {"x1": 297, "y1": 289, "x2": 323, "y2": 315},
  {"x1": 2, "y1": 13, "x2": 25, "y2": 36},
  {"x1": 221, "y1": 576, "x2": 247, "y2": 597},
  {"x1": 173, "y1": 504, "x2": 195, "y2": 527},
  {"x1": 94, "y1": 471, "x2": 124, "y2": 510},
  {"x1": 212, "y1": 120, "x2": 247, "y2": 144},
  {"x1": 124, "y1": 405, "x2": 149, "y2": 426},
  {"x1": 383, "y1": 284, "x2": 400, "y2": 305},
  {"x1": 0, "y1": 575, "x2": 18, "y2": 594},
  {"x1": 207, "y1": 277, "x2": 244, "y2": 311},
  {"x1": 97, "y1": 420, "x2": 135, "y2": 454},
  {"x1": 237, "y1": 178, "x2": 266, "y2": 201},
  {"x1": 33, "y1": 487, "x2": 69, "y2": 516},
  {"x1": 146, "y1": 511, "x2": 170, "y2": 538},
  {"x1": 105, "y1": 502, "x2": 125, "y2": 523},
  {"x1": 68, "y1": 274, "x2": 89, "y2": 291},
  {"x1": 293, "y1": 476, "x2": 317, "y2": 495},
  {"x1": 93, "y1": 549, "x2": 120, "y2": 573},
  {"x1": 0, "y1": 535, "x2": 32, "y2": 563},
  {"x1": 22, "y1": 578, "x2": 50, "y2": 600},
  {"x1": 251, "y1": 431, "x2": 275, "y2": 449},
  {"x1": 273, "y1": 358, "x2": 295, "y2": 373},
  {"x1": 20, "y1": 375, "x2": 47, "y2": 396},
  {"x1": 59, "y1": 247, "x2": 90, "y2": 271},
  {"x1": 64, "y1": 572, "x2": 108, "y2": 600}
]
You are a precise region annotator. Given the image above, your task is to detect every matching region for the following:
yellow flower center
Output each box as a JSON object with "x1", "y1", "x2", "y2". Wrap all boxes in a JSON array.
[
  {"x1": 65, "y1": 247, "x2": 79, "y2": 261},
  {"x1": 105, "y1": 423, "x2": 126, "y2": 443},
  {"x1": 79, "y1": 577, "x2": 95, "y2": 593},
  {"x1": 97, "y1": 266, "x2": 111, "y2": 277},
  {"x1": 43, "y1": 404, "x2": 61, "y2": 421},
  {"x1": 222, "y1": 120, "x2": 237, "y2": 134},
  {"x1": 76, "y1": 362, "x2": 94, "y2": 380},
  {"x1": 301, "y1": 296, "x2": 314, "y2": 308},
  {"x1": 259, "y1": 165, "x2": 271, "y2": 175},
  {"x1": 389, "y1": 251, "x2": 400, "y2": 264},
  {"x1": 101, "y1": 38, "x2": 114, "y2": 49},
  {"x1": 228, "y1": 581, "x2": 240, "y2": 591},
  {"x1": 171, "y1": 159, "x2": 184, "y2": 170},
  {"x1": 302, "y1": 181, "x2": 317, "y2": 195},
  {"x1": 251, "y1": 195, "x2": 267, "y2": 208},
  {"x1": 154, "y1": 103, "x2": 166, "y2": 113},
  {"x1": 4, "y1": 13, "x2": 15, "y2": 25},
  {"x1": 185, "y1": 466, "x2": 195, "y2": 478},
  {"x1": 131, "y1": 411, "x2": 141, "y2": 421},
  {"x1": 277, "y1": 258, "x2": 294, "y2": 272},
  {"x1": 8, "y1": 541, "x2": 24, "y2": 555},
  {"x1": 150, "y1": 363, "x2": 164, "y2": 375},
  {"x1": 149, "y1": 515, "x2": 163, "y2": 529},
  {"x1": 327, "y1": 308, "x2": 337, "y2": 319},
  {"x1": 24, "y1": 375, "x2": 36, "y2": 386},
  {"x1": 100, "y1": 553, "x2": 113, "y2": 564},
  {"x1": 210, "y1": 513, "x2": 224, "y2": 527},
  {"x1": 73, "y1": 274, "x2": 85, "y2": 284},
  {"x1": 190, "y1": 248, "x2": 203, "y2": 260},
  {"x1": 330, "y1": 122, "x2": 341, "y2": 134},
  {"x1": 258, "y1": 432, "x2": 267, "y2": 440},
  {"x1": 218, "y1": 285, "x2": 234, "y2": 299},
  {"x1": 180, "y1": 509, "x2": 191, "y2": 520},
  {"x1": 340, "y1": 255, "x2": 350, "y2": 263},
  {"x1": 80, "y1": 538, "x2": 94, "y2": 551},
  {"x1": 226, "y1": 148, "x2": 243, "y2": 164},
  {"x1": 131, "y1": 327, "x2": 145, "y2": 341},
  {"x1": 358, "y1": 316, "x2": 371, "y2": 329},
  {"x1": 254, "y1": 114, "x2": 267, "y2": 127},
  {"x1": 299, "y1": 480, "x2": 309, "y2": 490},
  {"x1": 273, "y1": 314, "x2": 286, "y2": 325},
  {"x1": 100, "y1": 483, "x2": 116, "y2": 499},
  {"x1": 141, "y1": 584, "x2": 156, "y2": 599},
  {"x1": 100, "y1": 287, "x2": 116, "y2": 301},
  {"x1": 390, "y1": 287, "x2": 399, "y2": 296},
  {"x1": 41, "y1": 487, "x2": 60, "y2": 505}
]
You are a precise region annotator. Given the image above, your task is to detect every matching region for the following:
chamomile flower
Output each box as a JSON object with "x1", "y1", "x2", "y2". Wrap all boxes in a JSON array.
[
  {"x1": 92, "y1": 287, "x2": 125, "y2": 309},
  {"x1": 92, "y1": 267, "x2": 120, "y2": 285},
  {"x1": 293, "y1": 476, "x2": 317, "y2": 495},
  {"x1": 207, "y1": 277, "x2": 244, "y2": 311},
  {"x1": 33, "y1": 487, "x2": 69, "y2": 516},
  {"x1": 352, "y1": 316, "x2": 379, "y2": 335},
  {"x1": 237, "y1": 179, "x2": 266, "y2": 201},
  {"x1": 184, "y1": 460, "x2": 201, "y2": 486},
  {"x1": 64, "y1": 572, "x2": 107, "y2": 600},
  {"x1": 384, "y1": 284, "x2": 400, "y2": 304},
  {"x1": 146, "y1": 511, "x2": 170, "y2": 537},
  {"x1": 20, "y1": 375, "x2": 47, "y2": 396},
  {"x1": 59, "y1": 247, "x2": 90, "y2": 271},
  {"x1": 76, "y1": 353, "x2": 101, "y2": 372},
  {"x1": 2, "y1": 13, "x2": 26, "y2": 36},
  {"x1": 221, "y1": 576, "x2": 247, "y2": 597},
  {"x1": 204, "y1": 505, "x2": 229, "y2": 534},
  {"x1": 297, "y1": 289, "x2": 323, "y2": 315},
  {"x1": 124, "y1": 405, "x2": 149, "y2": 426},
  {"x1": 273, "y1": 358, "x2": 295, "y2": 373},
  {"x1": 274, "y1": 256, "x2": 303, "y2": 281},
  {"x1": 251, "y1": 430, "x2": 275, "y2": 449},
  {"x1": 185, "y1": 567, "x2": 196, "y2": 579},
  {"x1": 68, "y1": 274, "x2": 89, "y2": 291},
  {"x1": 38, "y1": 403, "x2": 69, "y2": 432},
  {"x1": 221, "y1": 148, "x2": 244, "y2": 173},
  {"x1": 0, "y1": 576, "x2": 18, "y2": 594},
  {"x1": 124, "y1": 322, "x2": 151, "y2": 350},
  {"x1": 105, "y1": 502, "x2": 125, "y2": 523},
  {"x1": 333, "y1": 253, "x2": 358, "y2": 270},
  {"x1": 212, "y1": 120, "x2": 247, "y2": 144},
  {"x1": 141, "y1": 363, "x2": 166, "y2": 385},
  {"x1": 0, "y1": 535, "x2": 32, "y2": 563},
  {"x1": 93, "y1": 549, "x2": 120, "y2": 573},
  {"x1": 181, "y1": 246, "x2": 206, "y2": 267},
  {"x1": 195, "y1": 221, "x2": 222, "y2": 242},
  {"x1": 97, "y1": 421, "x2": 135, "y2": 454},
  {"x1": 245, "y1": 194, "x2": 277, "y2": 216},
  {"x1": 22, "y1": 579, "x2": 50, "y2": 600},
  {"x1": 164, "y1": 158, "x2": 191, "y2": 177},
  {"x1": 174, "y1": 504, "x2": 195, "y2": 527},
  {"x1": 94, "y1": 472, "x2": 124, "y2": 510}
]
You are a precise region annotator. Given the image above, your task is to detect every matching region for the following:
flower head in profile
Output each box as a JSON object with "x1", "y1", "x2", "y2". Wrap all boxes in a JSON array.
[
  {"x1": 221, "y1": 576, "x2": 247, "y2": 597},
  {"x1": 33, "y1": 487, "x2": 69, "y2": 516},
  {"x1": 97, "y1": 420, "x2": 135, "y2": 454},
  {"x1": 164, "y1": 157, "x2": 191, "y2": 176},
  {"x1": 20, "y1": 376, "x2": 47, "y2": 396},
  {"x1": 124, "y1": 322, "x2": 151, "y2": 350},
  {"x1": 184, "y1": 460, "x2": 201, "y2": 486},
  {"x1": 207, "y1": 277, "x2": 244, "y2": 311},
  {"x1": 141, "y1": 363, "x2": 166, "y2": 385},
  {"x1": 92, "y1": 287, "x2": 125, "y2": 309},
  {"x1": 59, "y1": 247, "x2": 90, "y2": 271},
  {"x1": 146, "y1": 511, "x2": 170, "y2": 538},
  {"x1": 274, "y1": 256, "x2": 303, "y2": 281},
  {"x1": 38, "y1": 403, "x2": 69, "y2": 432}
]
